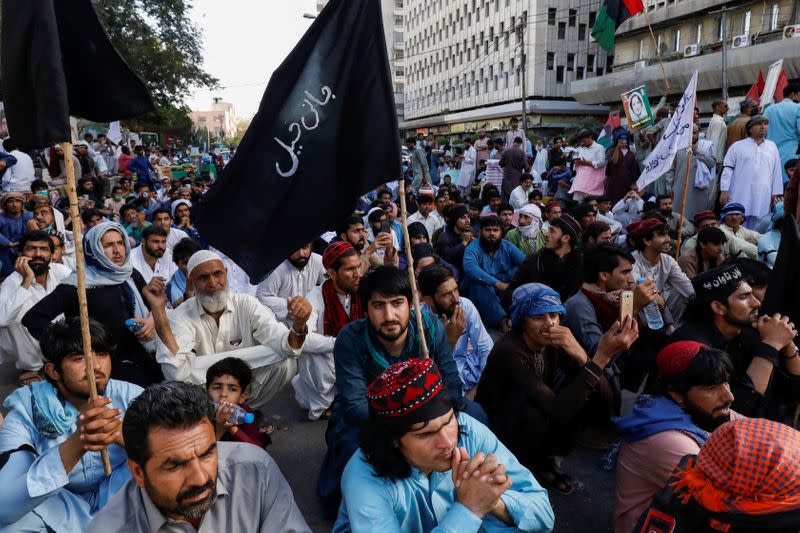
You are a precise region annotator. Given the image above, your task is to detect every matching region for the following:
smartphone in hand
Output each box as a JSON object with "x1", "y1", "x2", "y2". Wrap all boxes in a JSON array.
[{"x1": 619, "y1": 291, "x2": 634, "y2": 323}]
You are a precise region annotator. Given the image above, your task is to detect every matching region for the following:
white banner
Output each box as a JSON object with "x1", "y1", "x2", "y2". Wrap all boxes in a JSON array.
[
  {"x1": 760, "y1": 59, "x2": 784, "y2": 108},
  {"x1": 107, "y1": 121, "x2": 122, "y2": 144},
  {"x1": 636, "y1": 71, "x2": 698, "y2": 190}
]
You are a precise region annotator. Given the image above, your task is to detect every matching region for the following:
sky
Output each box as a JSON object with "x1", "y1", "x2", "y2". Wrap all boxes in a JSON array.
[{"x1": 187, "y1": 0, "x2": 319, "y2": 119}]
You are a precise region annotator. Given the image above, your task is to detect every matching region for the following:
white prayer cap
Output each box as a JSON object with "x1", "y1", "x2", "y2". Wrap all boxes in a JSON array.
[
  {"x1": 187, "y1": 250, "x2": 223, "y2": 276},
  {"x1": 171, "y1": 199, "x2": 192, "y2": 217}
]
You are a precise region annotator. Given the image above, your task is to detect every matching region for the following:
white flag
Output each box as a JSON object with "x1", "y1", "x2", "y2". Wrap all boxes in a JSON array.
[
  {"x1": 107, "y1": 121, "x2": 122, "y2": 144},
  {"x1": 636, "y1": 71, "x2": 698, "y2": 190}
]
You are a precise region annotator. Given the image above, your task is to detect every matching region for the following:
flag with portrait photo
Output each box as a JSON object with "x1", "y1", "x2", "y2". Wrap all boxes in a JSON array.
[
  {"x1": 192, "y1": 0, "x2": 400, "y2": 281},
  {"x1": 636, "y1": 71, "x2": 697, "y2": 189}
]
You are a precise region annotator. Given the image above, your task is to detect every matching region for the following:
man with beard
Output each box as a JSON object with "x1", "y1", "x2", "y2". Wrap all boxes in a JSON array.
[
  {"x1": 129, "y1": 225, "x2": 177, "y2": 284},
  {"x1": 461, "y1": 215, "x2": 526, "y2": 331},
  {"x1": 508, "y1": 213, "x2": 584, "y2": 302},
  {"x1": 151, "y1": 207, "x2": 189, "y2": 251},
  {"x1": 144, "y1": 250, "x2": 328, "y2": 410},
  {"x1": 337, "y1": 214, "x2": 397, "y2": 274},
  {"x1": 0, "y1": 192, "x2": 36, "y2": 276},
  {"x1": 654, "y1": 195, "x2": 695, "y2": 239},
  {"x1": 256, "y1": 242, "x2": 325, "y2": 326},
  {"x1": 419, "y1": 264, "x2": 493, "y2": 399},
  {"x1": 613, "y1": 341, "x2": 740, "y2": 533},
  {"x1": 672, "y1": 264, "x2": 800, "y2": 418},
  {"x1": 0, "y1": 231, "x2": 71, "y2": 385},
  {"x1": 436, "y1": 203, "x2": 474, "y2": 271},
  {"x1": 0, "y1": 318, "x2": 143, "y2": 532},
  {"x1": 630, "y1": 218, "x2": 694, "y2": 327},
  {"x1": 87, "y1": 381, "x2": 310, "y2": 532},
  {"x1": 725, "y1": 99, "x2": 759, "y2": 150},
  {"x1": 293, "y1": 242, "x2": 363, "y2": 420},
  {"x1": 317, "y1": 266, "x2": 483, "y2": 517},
  {"x1": 496, "y1": 202, "x2": 516, "y2": 236}
]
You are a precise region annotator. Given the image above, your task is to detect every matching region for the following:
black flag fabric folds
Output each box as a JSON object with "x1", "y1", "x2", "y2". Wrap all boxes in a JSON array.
[
  {"x1": 193, "y1": 0, "x2": 401, "y2": 281},
  {"x1": 762, "y1": 214, "x2": 800, "y2": 323},
  {"x1": 1, "y1": 0, "x2": 154, "y2": 149}
]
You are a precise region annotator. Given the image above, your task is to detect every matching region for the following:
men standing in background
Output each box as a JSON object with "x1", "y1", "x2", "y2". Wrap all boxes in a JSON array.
[
  {"x1": 499, "y1": 136, "x2": 528, "y2": 200},
  {"x1": 704, "y1": 100, "x2": 728, "y2": 173},
  {"x1": 763, "y1": 83, "x2": 800, "y2": 182}
]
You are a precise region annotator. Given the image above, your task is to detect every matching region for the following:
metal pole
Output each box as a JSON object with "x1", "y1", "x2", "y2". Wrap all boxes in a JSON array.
[{"x1": 520, "y1": 23, "x2": 527, "y2": 130}]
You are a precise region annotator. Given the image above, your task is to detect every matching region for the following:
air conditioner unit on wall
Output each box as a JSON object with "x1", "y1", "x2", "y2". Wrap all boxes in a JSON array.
[
  {"x1": 731, "y1": 34, "x2": 749, "y2": 48},
  {"x1": 683, "y1": 44, "x2": 699, "y2": 57}
]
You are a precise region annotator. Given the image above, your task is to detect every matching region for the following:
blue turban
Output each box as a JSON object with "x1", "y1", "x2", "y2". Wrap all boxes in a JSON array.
[
  {"x1": 510, "y1": 283, "x2": 565, "y2": 328},
  {"x1": 613, "y1": 130, "x2": 631, "y2": 144}
]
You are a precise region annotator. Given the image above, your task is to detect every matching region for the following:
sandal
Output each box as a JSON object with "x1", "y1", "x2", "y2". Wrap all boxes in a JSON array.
[
  {"x1": 537, "y1": 469, "x2": 575, "y2": 496},
  {"x1": 18, "y1": 370, "x2": 43, "y2": 386}
]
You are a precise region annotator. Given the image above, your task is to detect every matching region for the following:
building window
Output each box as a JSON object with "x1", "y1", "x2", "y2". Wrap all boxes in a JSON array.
[
  {"x1": 567, "y1": 53, "x2": 575, "y2": 71},
  {"x1": 576, "y1": 66, "x2": 585, "y2": 79},
  {"x1": 606, "y1": 55, "x2": 614, "y2": 73},
  {"x1": 568, "y1": 9, "x2": 577, "y2": 27},
  {"x1": 578, "y1": 23, "x2": 586, "y2": 40},
  {"x1": 770, "y1": 4, "x2": 779, "y2": 31},
  {"x1": 558, "y1": 22, "x2": 566, "y2": 39},
  {"x1": 587, "y1": 54, "x2": 595, "y2": 72},
  {"x1": 673, "y1": 29, "x2": 681, "y2": 52},
  {"x1": 556, "y1": 66, "x2": 565, "y2": 83},
  {"x1": 596, "y1": 67, "x2": 604, "y2": 76},
  {"x1": 548, "y1": 8, "x2": 556, "y2": 25},
  {"x1": 546, "y1": 52, "x2": 555, "y2": 70},
  {"x1": 589, "y1": 11, "x2": 597, "y2": 27}
]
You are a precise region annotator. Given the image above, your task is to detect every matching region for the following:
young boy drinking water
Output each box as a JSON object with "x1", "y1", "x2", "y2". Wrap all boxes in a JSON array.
[{"x1": 206, "y1": 357, "x2": 272, "y2": 449}]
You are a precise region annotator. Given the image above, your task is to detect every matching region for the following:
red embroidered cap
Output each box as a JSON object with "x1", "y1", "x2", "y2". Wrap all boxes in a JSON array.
[
  {"x1": 657, "y1": 341, "x2": 707, "y2": 379},
  {"x1": 366, "y1": 359, "x2": 443, "y2": 418},
  {"x1": 323, "y1": 241, "x2": 356, "y2": 270}
]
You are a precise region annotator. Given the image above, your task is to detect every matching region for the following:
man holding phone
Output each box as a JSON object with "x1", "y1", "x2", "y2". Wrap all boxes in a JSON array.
[
  {"x1": 365, "y1": 207, "x2": 398, "y2": 266},
  {"x1": 564, "y1": 244, "x2": 658, "y2": 367}
]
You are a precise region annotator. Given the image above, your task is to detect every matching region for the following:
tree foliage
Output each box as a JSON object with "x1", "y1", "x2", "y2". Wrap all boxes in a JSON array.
[{"x1": 92, "y1": 0, "x2": 218, "y2": 126}]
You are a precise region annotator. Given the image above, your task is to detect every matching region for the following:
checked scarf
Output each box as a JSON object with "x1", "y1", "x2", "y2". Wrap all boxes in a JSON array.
[{"x1": 321, "y1": 279, "x2": 363, "y2": 337}]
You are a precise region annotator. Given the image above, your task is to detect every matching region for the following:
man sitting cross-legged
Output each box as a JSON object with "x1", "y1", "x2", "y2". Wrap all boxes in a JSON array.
[
  {"x1": 334, "y1": 358, "x2": 555, "y2": 532},
  {"x1": 0, "y1": 318, "x2": 142, "y2": 532}
]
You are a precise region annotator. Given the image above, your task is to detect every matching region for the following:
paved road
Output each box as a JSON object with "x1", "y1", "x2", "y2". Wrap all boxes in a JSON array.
[{"x1": 0, "y1": 360, "x2": 619, "y2": 532}]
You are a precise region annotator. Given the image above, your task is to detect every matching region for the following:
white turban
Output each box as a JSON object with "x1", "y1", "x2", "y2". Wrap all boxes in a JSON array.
[
  {"x1": 187, "y1": 250, "x2": 223, "y2": 276},
  {"x1": 171, "y1": 199, "x2": 192, "y2": 217}
]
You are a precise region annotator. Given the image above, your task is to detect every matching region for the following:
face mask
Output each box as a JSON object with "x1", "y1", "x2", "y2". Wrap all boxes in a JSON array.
[
  {"x1": 114, "y1": 195, "x2": 123, "y2": 201},
  {"x1": 35, "y1": 190, "x2": 49, "y2": 196}
]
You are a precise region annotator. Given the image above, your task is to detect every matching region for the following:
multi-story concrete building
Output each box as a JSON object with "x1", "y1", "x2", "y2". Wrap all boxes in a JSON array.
[
  {"x1": 189, "y1": 98, "x2": 237, "y2": 142},
  {"x1": 317, "y1": 0, "x2": 407, "y2": 123},
  {"x1": 400, "y1": 0, "x2": 611, "y2": 138},
  {"x1": 570, "y1": 0, "x2": 800, "y2": 110}
]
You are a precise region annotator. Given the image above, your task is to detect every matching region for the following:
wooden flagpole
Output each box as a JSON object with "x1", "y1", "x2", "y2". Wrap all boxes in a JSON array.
[
  {"x1": 674, "y1": 147, "x2": 693, "y2": 259},
  {"x1": 62, "y1": 142, "x2": 112, "y2": 475},
  {"x1": 398, "y1": 178, "x2": 429, "y2": 359},
  {"x1": 644, "y1": 10, "x2": 671, "y2": 96}
]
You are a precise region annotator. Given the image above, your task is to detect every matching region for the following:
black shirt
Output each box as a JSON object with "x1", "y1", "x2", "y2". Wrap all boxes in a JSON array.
[{"x1": 22, "y1": 269, "x2": 163, "y2": 387}]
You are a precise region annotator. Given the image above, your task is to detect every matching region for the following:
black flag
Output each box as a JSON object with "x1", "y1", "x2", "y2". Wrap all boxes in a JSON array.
[
  {"x1": 762, "y1": 214, "x2": 800, "y2": 322},
  {"x1": 193, "y1": 0, "x2": 401, "y2": 281},
  {"x1": 1, "y1": 0, "x2": 154, "y2": 149}
]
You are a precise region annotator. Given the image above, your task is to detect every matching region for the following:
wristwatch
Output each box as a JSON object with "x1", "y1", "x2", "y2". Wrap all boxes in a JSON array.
[{"x1": 290, "y1": 325, "x2": 309, "y2": 337}]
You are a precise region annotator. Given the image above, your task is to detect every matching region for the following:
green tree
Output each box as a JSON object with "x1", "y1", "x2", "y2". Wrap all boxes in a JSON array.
[
  {"x1": 227, "y1": 117, "x2": 251, "y2": 147},
  {"x1": 92, "y1": 0, "x2": 218, "y2": 126}
]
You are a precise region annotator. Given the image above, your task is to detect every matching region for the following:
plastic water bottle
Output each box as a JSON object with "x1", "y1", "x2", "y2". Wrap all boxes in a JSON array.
[
  {"x1": 125, "y1": 318, "x2": 144, "y2": 333},
  {"x1": 637, "y1": 278, "x2": 664, "y2": 331},
  {"x1": 213, "y1": 402, "x2": 255, "y2": 425}
]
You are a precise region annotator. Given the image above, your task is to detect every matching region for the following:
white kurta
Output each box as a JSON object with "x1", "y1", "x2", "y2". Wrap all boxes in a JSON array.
[
  {"x1": 129, "y1": 245, "x2": 177, "y2": 284},
  {"x1": 166, "y1": 227, "x2": 190, "y2": 250},
  {"x1": 406, "y1": 211, "x2": 445, "y2": 241},
  {"x1": 457, "y1": 146, "x2": 477, "y2": 188},
  {"x1": 0, "y1": 264, "x2": 71, "y2": 370},
  {"x1": 509, "y1": 185, "x2": 533, "y2": 211},
  {"x1": 255, "y1": 254, "x2": 325, "y2": 325},
  {"x1": 720, "y1": 138, "x2": 783, "y2": 219},
  {"x1": 291, "y1": 285, "x2": 338, "y2": 420}
]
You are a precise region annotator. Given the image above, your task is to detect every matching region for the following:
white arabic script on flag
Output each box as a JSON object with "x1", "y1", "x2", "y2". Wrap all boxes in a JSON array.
[{"x1": 636, "y1": 71, "x2": 698, "y2": 190}]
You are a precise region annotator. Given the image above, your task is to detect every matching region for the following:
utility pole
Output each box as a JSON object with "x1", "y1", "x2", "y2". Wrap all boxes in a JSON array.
[
  {"x1": 710, "y1": 6, "x2": 730, "y2": 99},
  {"x1": 518, "y1": 22, "x2": 527, "y2": 130}
]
